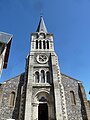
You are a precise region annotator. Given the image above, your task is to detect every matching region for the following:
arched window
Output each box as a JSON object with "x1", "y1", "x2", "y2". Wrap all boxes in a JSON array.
[
  {"x1": 43, "y1": 40, "x2": 46, "y2": 49},
  {"x1": 39, "y1": 40, "x2": 42, "y2": 49},
  {"x1": 41, "y1": 70, "x2": 45, "y2": 83},
  {"x1": 39, "y1": 96, "x2": 47, "y2": 102},
  {"x1": 35, "y1": 71, "x2": 39, "y2": 83},
  {"x1": 47, "y1": 40, "x2": 49, "y2": 49},
  {"x1": 70, "y1": 91, "x2": 76, "y2": 105},
  {"x1": 46, "y1": 71, "x2": 50, "y2": 83},
  {"x1": 36, "y1": 40, "x2": 38, "y2": 49},
  {"x1": 9, "y1": 91, "x2": 15, "y2": 106}
]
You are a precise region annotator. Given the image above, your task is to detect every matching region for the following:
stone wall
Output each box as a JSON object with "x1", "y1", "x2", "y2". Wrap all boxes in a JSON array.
[
  {"x1": 0, "y1": 72, "x2": 90, "y2": 120},
  {"x1": 86, "y1": 101, "x2": 90, "y2": 120},
  {"x1": 61, "y1": 73, "x2": 89, "y2": 120},
  {"x1": 0, "y1": 73, "x2": 24, "y2": 120}
]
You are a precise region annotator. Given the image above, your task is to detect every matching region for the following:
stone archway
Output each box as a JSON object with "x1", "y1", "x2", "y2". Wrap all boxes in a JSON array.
[
  {"x1": 33, "y1": 91, "x2": 50, "y2": 120},
  {"x1": 33, "y1": 90, "x2": 55, "y2": 120}
]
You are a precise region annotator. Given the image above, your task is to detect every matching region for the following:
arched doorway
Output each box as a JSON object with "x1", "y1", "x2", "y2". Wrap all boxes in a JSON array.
[
  {"x1": 33, "y1": 91, "x2": 55, "y2": 120},
  {"x1": 38, "y1": 103, "x2": 48, "y2": 120}
]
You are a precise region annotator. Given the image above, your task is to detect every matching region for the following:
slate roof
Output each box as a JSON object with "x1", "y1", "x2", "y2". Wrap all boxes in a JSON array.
[
  {"x1": 0, "y1": 32, "x2": 12, "y2": 44},
  {"x1": 0, "y1": 32, "x2": 13, "y2": 68},
  {"x1": 36, "y1": 16, "x2": 47, "y2": 33},
  {"x1": 61, "y1": 73, "x2": 81, "y2": 82}
]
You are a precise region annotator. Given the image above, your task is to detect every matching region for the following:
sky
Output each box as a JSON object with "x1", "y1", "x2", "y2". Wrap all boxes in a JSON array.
[{"x1": 0, "y1": 0, "x2": 90, "y2": 99}]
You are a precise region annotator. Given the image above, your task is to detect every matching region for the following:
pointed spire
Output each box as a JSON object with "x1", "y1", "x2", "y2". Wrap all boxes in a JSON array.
[{"x1": 36, "y1": 16, "x2": 47, "y2": 33}]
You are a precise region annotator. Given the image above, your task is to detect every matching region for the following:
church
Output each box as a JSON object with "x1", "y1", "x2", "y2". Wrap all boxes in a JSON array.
[{"x1": 0, "y1": 17, "x2": 90, "y2": 120}]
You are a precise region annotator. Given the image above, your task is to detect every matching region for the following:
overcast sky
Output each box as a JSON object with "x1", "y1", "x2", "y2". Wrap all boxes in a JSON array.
[{"x1": 0, "y1": 0, "x2": 90, "y2": 99}]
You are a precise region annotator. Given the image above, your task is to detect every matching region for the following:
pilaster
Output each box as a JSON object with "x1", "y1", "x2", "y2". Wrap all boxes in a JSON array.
[{"x1": 24, "y1": 55, "x2": 34, "y2": 120}]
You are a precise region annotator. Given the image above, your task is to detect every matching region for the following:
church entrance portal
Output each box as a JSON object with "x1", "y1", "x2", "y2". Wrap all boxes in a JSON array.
[{"x1": 38, "y1": 103, "x2": 48, "y2": 120}]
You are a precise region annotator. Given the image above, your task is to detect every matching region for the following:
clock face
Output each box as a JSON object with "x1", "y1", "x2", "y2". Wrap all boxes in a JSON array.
[{"x1": 36, "y1": 54, "x2": 48, "y2": 63}]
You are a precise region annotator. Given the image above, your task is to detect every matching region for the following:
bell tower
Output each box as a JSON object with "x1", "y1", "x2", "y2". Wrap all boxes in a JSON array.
[
  {"x1": 30, "y1": 16, "x2": 54, "y2": 53},
  {"x1": 24, "y1": 17, "x2": 68, "y2": 120}
]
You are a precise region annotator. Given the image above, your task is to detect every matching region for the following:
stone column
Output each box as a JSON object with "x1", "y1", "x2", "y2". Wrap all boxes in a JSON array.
[
  {"x1": 24, "y1": 55, "x2": 34, "y2": 120},
  {"x1": 41, "y1": 40, "x2": 43, "y2": 49},
  {"x1": 51, "y1": 54, "x2": 63, "y2": 120},
  {"x1": 39, "y1": 71, "x2": 41, "y2": 83},
  {"x1": 46, "y1": 40, "x2": 47, "y2": 49},
  {"x1": 38, "y1": 40, "x2": 39, "y2": 49},
  {"x1": 34, "y1": 73, "x2": 35, "y2": 83},
  {"x1": 45, "y1": 71, "x2": 47, "y2": 83},
  {"x1": 48, "y1": 104, "x2": 51, "y2": 120},
  {"x1": 33, "y1": 103, "x2": 38, "y2": 120}
]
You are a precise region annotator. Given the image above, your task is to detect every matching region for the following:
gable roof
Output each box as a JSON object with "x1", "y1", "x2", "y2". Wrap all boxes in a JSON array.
[
  {"x1": 61, "y1": 73, "x2": 81, "y2": 82},
  {"x1": 0, "y1": 32, "x2": 13, "y2": 68}
]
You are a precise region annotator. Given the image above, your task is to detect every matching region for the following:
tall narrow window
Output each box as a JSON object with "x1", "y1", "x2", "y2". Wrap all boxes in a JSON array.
[
  {"x1": 39, "y1": 40, "x2": 42, "y2": 49},
  {"x1": 47, "y1": 40, "x2": 49, "y2": 49},
  {"x1": 36, "y1": 40, "x2": 38, "y2": 49},
  {"x1": 70, "y1": 91, "x2": 76, "y2": 105},
  {"x1": 43, "y1": 40, "x2": 46, "y2": 49},
  {"x1": 35, "y1": 71, "x2": 39, "y2": 83},
  {"x1": 46, "y1": 71, "x2": 50, "y2": 83},
  {"x1": 41, "y1": 70, "x2": 45, "y2": 83},
  {"x1": 9, "y1": 92, "x2": 15, "y2": 106}
]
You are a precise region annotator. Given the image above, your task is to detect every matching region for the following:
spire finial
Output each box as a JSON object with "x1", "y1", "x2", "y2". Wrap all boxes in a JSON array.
[{"x1": 40, "y1": 8, "x2": 43, "y2": 17}]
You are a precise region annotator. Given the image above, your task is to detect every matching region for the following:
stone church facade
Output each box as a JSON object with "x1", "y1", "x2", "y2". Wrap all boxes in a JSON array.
[{"x1": 0, "y1": 17, "x2": 90, "y2": 120}]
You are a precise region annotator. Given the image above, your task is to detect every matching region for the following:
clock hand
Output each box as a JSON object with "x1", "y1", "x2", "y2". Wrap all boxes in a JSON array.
[
  {"x1": 43, "y1": 56, "x2": 47, "y2": 60},
  {"x1": 39, "y1": 56, "x2": 45, "y2": 61}
]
